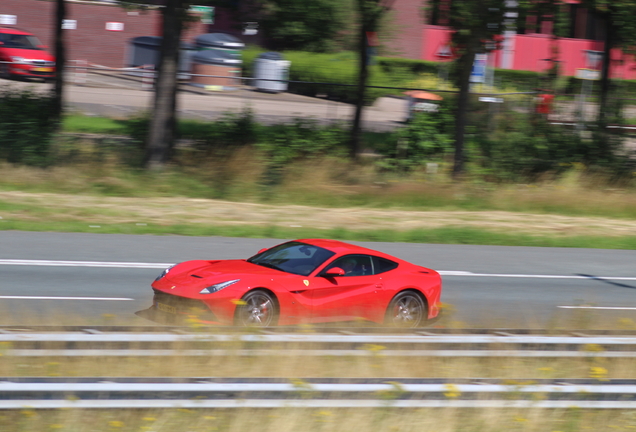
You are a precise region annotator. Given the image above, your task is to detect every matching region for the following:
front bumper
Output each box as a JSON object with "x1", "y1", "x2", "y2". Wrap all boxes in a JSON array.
[
  {"x1": 149, "y1": 289, "x2": 221, "y2": 325},
  {"x1": 8, "y1": 64, "x2": 55, "y2": 78}
]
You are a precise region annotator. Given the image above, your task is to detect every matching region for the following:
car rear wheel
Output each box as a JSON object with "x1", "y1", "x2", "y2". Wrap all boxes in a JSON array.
[
  {"x1": 385, "y1": 291, "x2": 426, "y2": 328},
  {"x1": 234, "y1": 290, "x2": 278, "y2": 327}
]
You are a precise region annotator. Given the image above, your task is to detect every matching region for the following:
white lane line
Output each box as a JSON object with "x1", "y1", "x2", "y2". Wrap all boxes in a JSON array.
[
  {"x1": 439, "y1": 271, "x2": 636, "y2": 281},
  {"x1": 0, "y1": 296, "x2": 133, "y2": 301},
  {"x1": 1, "y1": 260, "x2": 635, "y2": 282},
  {"x1": 0, "y1": 259, "x2": 171, "y2": 269},
  {"x1": 558, "y1": 306, "x2": 636, "y2": 310}
]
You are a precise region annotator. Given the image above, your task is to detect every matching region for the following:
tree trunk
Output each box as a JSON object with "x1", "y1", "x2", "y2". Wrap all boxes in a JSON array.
[
  {"x1": 452, "y1": 42, "x2": 477, "y2": 179},
  {"x1": 594, "y1": 12, "x2": 614, "y2": 159},
  {"x1": 598, "y1": 13, "x2": 613, "y2": 128},
  {"x1": 145, "y1": 0, "x2": 183, "y2": 169},
  {"x1": 52, "y1": 0, "x2": 66, "y2": 126},
  {"x1": 350, "y1": 12, "x2": 369, "y2": 160}
]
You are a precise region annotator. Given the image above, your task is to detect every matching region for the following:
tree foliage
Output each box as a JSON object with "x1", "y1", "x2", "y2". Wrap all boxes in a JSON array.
[
  {"x1": 259, "y1": 0, "x2": 347, "y2": 52},
  {"x1": 577, "y1": 0, "x2": 636, "y2": 154},
  {"x1": 207, "y1": 0, "x2": 349, "y2": 52},
  {"x1": 0, "y1": 89, "x2": 57, "y2": 167},
  {"x1": 424, "y1": 0, "x2": 506, "y2": 178}
]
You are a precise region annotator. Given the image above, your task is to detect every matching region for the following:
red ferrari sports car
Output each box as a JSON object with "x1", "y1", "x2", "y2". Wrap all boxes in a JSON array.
[{"x1": 145, "y1": 239, "x2": 442, "y2": 327}]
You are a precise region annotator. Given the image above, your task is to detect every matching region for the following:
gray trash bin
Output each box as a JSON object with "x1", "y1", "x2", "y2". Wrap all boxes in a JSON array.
[
  {"x1": 254, "y1": 52, "x2": 290, "y2": 93},
  {"x1": 194, "y1": 33, "x2": 245, "y2": 54},
  {"x1": 128, "y1": 36, "x2": 196, "y2": 79}
]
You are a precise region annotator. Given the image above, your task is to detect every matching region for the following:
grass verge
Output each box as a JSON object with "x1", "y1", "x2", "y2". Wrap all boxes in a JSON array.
[
  {"x1": 2, "y1": 218, "x2": 636, "y2": 249},
  {"x1": 5, "y1": 406, "x2": 636, "y2": 432}
]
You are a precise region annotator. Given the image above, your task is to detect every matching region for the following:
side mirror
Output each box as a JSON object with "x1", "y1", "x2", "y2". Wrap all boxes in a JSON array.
[
  {"x1": 323, "y1": 267, "x2": 345, "y2": 277},
  {"x1": 257, "y1": 248, "x2": 268, "y2": 254}
]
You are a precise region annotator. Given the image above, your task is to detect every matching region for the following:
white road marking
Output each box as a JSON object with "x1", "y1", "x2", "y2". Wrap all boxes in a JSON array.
[
  {"x1": 558, "y1": 306, "x2": 636, "y2": 310},
  {"x1": 0, "y1": 296, "x2": 133, "y2": 301},
  {"x1": 0, "y1": 259, "x2": 171, "y2": 268},
  {"x1": 439, "y1": 271, "x2": 636, "y2": 281}
]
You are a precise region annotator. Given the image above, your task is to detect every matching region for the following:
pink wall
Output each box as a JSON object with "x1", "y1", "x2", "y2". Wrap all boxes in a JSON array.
[
  {"x1": 421, "y1": 26, "x2": 636, "y2": 80},
  {"x1": 513, "y1": 34, "x2": 604, "y2": 76},
  {"x1": 422, "y1": 26, "x2": 453, "y2": 62}
]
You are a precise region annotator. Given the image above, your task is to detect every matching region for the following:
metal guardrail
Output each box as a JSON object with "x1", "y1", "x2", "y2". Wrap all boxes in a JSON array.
[
  {"x1": 3, "y1": 328, "x2": 636, "y2": 409},
  {"x1": 2, "y1": 378, "x2": 636, "y2": 409},
  {"x1": 1, "y1": 327, "x2": 636, "y2": 358},
  {"x1": 0, "y1": 325, "x2": 634, "y2": 335}
]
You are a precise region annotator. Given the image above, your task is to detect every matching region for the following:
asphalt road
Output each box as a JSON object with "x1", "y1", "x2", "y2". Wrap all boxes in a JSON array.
[
  {"x1": 1, "y1": 232, "x2": 635, "y2": 328},
  {"x1": 0, "y1": 75, "x2": 406, "y2": 132}
]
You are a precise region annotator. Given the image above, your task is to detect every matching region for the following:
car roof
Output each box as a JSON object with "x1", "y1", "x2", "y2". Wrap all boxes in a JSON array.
[
  {"x1": 0, "y1": 27, "x2": 33, "y2": 36},
  {"x1": 295, "y1": 238, "x2": 397, "y2": 259}
]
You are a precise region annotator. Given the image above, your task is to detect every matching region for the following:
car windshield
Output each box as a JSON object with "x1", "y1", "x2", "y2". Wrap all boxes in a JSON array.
[
  {"x1": 247, "y1": 241, "x2": 336, "y2": 276},
  {"x1": 0, "y1": 33, "x2": 43, "y2": 50}
]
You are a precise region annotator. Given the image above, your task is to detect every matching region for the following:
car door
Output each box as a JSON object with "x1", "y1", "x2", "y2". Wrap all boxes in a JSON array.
[{"x1": 308, "y1": 254, "x2": 383, "y2": 323}]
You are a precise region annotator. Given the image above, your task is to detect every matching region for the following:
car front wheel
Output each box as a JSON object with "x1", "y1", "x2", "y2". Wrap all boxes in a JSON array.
[
  {"x1": 385, "y1": 291, "x2": 426, "y2": 328},
  {"x1": 234, "y1": 290, "x2": 278, "y2": 327},
  {"x1": 0, "y1": 63, "x2": 11, "y2": 80}
]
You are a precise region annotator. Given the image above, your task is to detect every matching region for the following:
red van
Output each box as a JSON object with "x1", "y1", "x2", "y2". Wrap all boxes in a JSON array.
[{"x1": 0, "y1": 27, "x2": 56, "y2": 80}]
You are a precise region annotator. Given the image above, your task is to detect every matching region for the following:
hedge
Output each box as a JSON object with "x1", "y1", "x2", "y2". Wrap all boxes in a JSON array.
[
  {"x1": 242, "y1": 48, "x2": 636, "y2": 102},
  {"x1": 242, "y1": 47, "x2": 409, "y2": 104}
]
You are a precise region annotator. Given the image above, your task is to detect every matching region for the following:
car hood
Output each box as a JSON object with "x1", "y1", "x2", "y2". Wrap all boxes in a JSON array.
[
  {"x1": 1, "y1": 47, "x2": 55, "y2": 61},
  {"x1": 165, "y1": 259, "x2": 284, "y2": 286}
]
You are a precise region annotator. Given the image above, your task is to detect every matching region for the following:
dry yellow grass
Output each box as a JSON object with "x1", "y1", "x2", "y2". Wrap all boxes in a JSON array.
[
  {"x1": 5, "y1": 406, "x2": 636, "y2": 432},
  {"x1": 1, "y1": 189, "x2": 636, "y2": 237}
]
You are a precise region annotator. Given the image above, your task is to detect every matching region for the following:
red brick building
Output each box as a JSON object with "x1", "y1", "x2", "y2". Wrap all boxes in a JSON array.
[
  {"x1": 0, "y1": 0, "x2": 209, "y2": 68},
  {"x1": 383, "y1": 0, "x2": 424, "y2": 59},
  {"x1": 1, "y1": 0, "x2": 626, "y2": 78}
]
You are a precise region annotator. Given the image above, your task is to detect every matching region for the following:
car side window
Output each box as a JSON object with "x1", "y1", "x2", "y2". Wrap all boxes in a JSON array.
[
  {"x1": 325, "y1": 255, "x2": 373, "y2": 277},
  {"x1": 372, "y1": 256, "x2": 399, "y2": 275}
]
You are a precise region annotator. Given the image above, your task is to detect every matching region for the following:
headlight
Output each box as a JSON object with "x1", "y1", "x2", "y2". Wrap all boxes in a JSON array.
[
  {"x1": 200, "y1": 279, "x2": 240, "y2": 294},
  {"x1": 10, "y1": 56, "x2": 27, "y2": 64},
  {"x1": 155, "y1": 265, "x2": 175, "y2": 281}
]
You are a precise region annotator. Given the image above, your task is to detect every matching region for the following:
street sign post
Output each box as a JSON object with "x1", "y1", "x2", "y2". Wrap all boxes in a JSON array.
[{"x1": 470, "y1": 53, "x2": 488, "y2": 84}]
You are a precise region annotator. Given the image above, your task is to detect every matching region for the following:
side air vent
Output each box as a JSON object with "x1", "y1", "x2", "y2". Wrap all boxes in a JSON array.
[{"x1": 190, "y1": 274, "x2": 203, "y2": 278}]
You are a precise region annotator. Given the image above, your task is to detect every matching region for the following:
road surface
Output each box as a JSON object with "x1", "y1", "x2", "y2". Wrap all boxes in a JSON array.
[{"x1": 1, "y1": 232, "x2": 635, "y2": 328}]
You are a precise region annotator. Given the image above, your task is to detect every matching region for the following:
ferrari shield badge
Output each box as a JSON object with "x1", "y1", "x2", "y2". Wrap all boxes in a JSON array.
[{"x1": 303, "y1": 280, "x2": 310, "y2": 286}]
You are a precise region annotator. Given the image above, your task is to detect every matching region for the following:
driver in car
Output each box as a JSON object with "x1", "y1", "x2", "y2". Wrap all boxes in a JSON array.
[{"x1": 340, "y1": 257, "x2": 357, "y2": 275}]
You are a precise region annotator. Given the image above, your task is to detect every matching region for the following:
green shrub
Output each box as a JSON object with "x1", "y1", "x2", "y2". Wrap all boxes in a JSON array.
[
  {"x1": 257, "y1": 118, "x2": 348, "y2": 185},
  {"x1": 284, "y1": 51, "x2": 405, "y2": 104},
  {"x1": 241, "y1": 46, "x2": 266, "y2": 80},
  {"x1": 376, "y1": 57, "x2": 440, "y2": 76},
  {"x1": 375, "y1": 99, "x2": 454, "y2": 171},
  {"x1": 0, "y1": 88, "x2": 58, "y2": 166},
  {"x1": 184, "y1": 108, "x2": 260, "y2": 152},
  {"x1": 122, "y1": 108, "x2": 260, "y2": 155},
  {"x1": 472, "y1": 113, "x2": 585, "y2": 181},
  {"x1": 494, "y1": 69, "x2": 541, "y2": 92}
]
